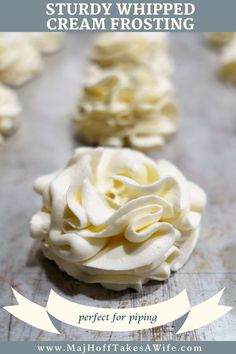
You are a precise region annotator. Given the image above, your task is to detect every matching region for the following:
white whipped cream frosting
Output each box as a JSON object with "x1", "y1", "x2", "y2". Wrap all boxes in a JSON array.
[
  {"x1": 30, "y1": 147, "x2": 206, "y2": 291},
  {"x1": 0, "y1": 32, "x2": 64, "y2": 86},
  {"x1": 27, "y1": 33, "x2": 64, "y2": 54},
  {"x1": 207, "y1": 32, "x2": 236, "y2": 48},
  {"x1": 206, "y1": 32, "x2": 236, "y2": 84},
  {"x1": 0, "y1": 33, "x2": 43, "y2": 86},
  {"x1": 221, "y1": 38, "x2": 236, "y2": 84},
  {"x1": 0, "y1": 83, "x2": 22, "y2": 142},
  {"x1": 92, "y1": 32, "x2": 169, "y2": 69},
  {"x1": 76, "y1": 65, "x2": 177, "y2": 150},
  {"x1": 75, "y1": 33, "x2": 177, "y2": 151}
]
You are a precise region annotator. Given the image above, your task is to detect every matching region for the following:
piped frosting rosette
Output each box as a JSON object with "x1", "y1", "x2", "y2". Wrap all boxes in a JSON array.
[
  {"x1": 30, "y1": 147, "x2": 206, "y2": 291},
  {"x1": 0, "y1": 33, "x2": 43, "y2": 86},
  {"x1": 76, "y1": 65, "x2": 177, "y2": 150},
  {"x1": 0, "y1": 32, "x2": 64, "y2": 142},
  {"x1": 0, "y1": 32, "x2": 64, "y2": 86},
  {"x1": 0, "y1": 83, "x2": 22, "y2": 142},
  {"x1": 75, "y1": 33, "x2": 178, "y2": 151}
]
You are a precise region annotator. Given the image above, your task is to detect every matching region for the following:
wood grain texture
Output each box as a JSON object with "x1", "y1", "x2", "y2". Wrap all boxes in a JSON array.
[{"x1": 0, "y1": 33, "x2": 236, "y2": 341}]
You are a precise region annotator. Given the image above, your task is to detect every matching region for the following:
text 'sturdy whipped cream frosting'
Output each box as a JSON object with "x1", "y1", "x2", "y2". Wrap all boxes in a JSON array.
[
  {"x1": 31, "y1": 147, "x2": 206, "y2": 291},
  {"x1": 0, "y1": 83, "x2": 22, "y2": 142},
  {"x1": 74, "y1": 33, "x2": 178, "y2": 151}
]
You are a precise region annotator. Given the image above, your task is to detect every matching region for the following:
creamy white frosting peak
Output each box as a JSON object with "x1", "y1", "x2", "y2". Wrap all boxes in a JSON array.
[
  {"x1": 0, "y1": 32, "x2": 64, "y2": 86},
  {"x1": 0, "y1": 32, "x2": 63, "y2": 141},
  {"x1": 0, "y1": 83, "x2": 22, "y2": 142},
  {"x1": 75, "y1": 33, "x2": 178, "y2": 151},
  {"x1": 92, "y1": 32, "x2": 169, "y2": 68},
  {"x1": 30, "y1": 147, "x2": 206, "y2": 291},
  {"x1": 0, "y1": 33, "x2": 43, "y2": 86},
  {"x1": 76, "y1": 64, "x2": 177, "y2": 150}
]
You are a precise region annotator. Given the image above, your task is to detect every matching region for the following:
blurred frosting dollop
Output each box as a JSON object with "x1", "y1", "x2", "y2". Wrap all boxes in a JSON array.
[
  {"x1": 206, "y1": 32, "x2": 236, "y2": 84},
  {"x1": 207, "y1": 32, "x2": 236, "y2": 48},
  {"x1": 0, "y1": 32, "x2": 64, "y2": 142},
  {"x1": 0, "y1": 83, "x2": 22, "y2": 142},
  {"x1": 221, "y1": 38, "x2": 236, "y2": 84},
  {"x1": 0, "y1": 32, "x2": 64, "y2": 86},
  {"x1": 74, "y1": 33, "x2": 178, "y2": 151},
  {"x1": 28, "y1": 33, "x2": 64, "y2": 54},
  {"x1": 0, "y1": 33, "x2": 43, "y2": 86},
  {"x1": 30, "y1": 147, "x2": 206, "y2": 291},
  {"x1": 91, "y1": 32, "x2": 170, "y2": 69}
]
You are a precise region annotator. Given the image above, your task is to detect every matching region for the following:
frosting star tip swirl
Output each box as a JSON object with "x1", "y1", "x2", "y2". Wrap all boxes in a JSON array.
[
  {"x1": 30, "y1": 147, "x2": 206, "y2": 291},
  {"x1": 74, "y1": 32, "x2": 178, "y2": 151}
]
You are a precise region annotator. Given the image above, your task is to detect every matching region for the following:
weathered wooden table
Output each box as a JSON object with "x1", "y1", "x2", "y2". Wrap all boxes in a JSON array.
[{"x1": 0, "y1": 33, "x2": 236, "y2": 341}]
